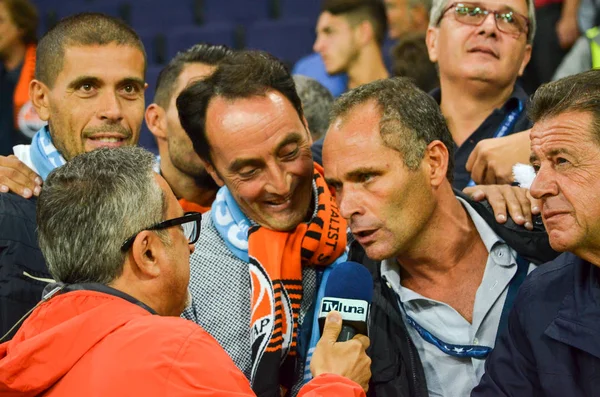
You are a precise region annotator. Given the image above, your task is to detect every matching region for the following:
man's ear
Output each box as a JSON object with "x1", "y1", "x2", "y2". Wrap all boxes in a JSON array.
[
  {"x1": 146, "y1": 104, "x2": 168, "y2": 141},
  {"x1": 518, "y1": 44, "x2": 532, "y2": 76},
  {"x1": 130, "y1": 230, "x2": 164, "y2": 279},
  {"x1": 29, "y1": 80, "x2": 50, "y2": 121},
  {"x1": 302, "y1": 115, "x2": 313, "y2": 145},
  {"x1": 355, "y1": 20, "x2": 374, "y2": 47},
  {"x1": 203, "y1": 159, "x2": 225, "y2": 187},
  {"x1": 426, "y1": 27, "x2": 439, "y2": 63},
  {"x1": 424, "y1": 140, "x2": 449, "y2": 187}
]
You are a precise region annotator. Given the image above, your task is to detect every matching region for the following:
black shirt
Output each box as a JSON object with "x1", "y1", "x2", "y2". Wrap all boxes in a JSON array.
[
  {"x1": 0, "y1": 62, "x2": 24, "y2": 156},
  {"x1": 431, "y1": 84, "x2": 532, "y2": 190}
]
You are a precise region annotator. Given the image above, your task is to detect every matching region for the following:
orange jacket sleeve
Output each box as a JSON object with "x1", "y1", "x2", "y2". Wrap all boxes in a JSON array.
[
  {"x1": 166, "y1": 325, "x2": 365, "y2": 397},
  {"x1": 298, "y1": 374, "x2": 366, "y2": 397}
]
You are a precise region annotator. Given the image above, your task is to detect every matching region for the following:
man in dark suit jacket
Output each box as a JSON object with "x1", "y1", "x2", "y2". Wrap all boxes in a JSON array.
[{"x1": 473, "y1": 70, "x2": 600, "y2": 397}]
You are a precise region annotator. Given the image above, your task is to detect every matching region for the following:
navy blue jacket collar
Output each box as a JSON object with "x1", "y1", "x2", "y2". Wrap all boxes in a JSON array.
[
  {"x1": 62, "y1": 283, "x2": 158, "y2": 315},
  {"x1": 430, "y1": 83, "x2": 528, "y2": 111},
  {"x1": 544, "y1": 255, "x2": 600, "y2": 360}
]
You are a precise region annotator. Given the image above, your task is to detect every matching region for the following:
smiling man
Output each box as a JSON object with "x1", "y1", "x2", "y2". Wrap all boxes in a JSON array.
[
  {"x1": 0, "y1": 13, "x2": 146, "y2": 339},
  {"x1": 426, "y1": 0, "x2": 536, "y2": 189},
  {"x1": 176, "y1": 50, "x2": 351, "y2": 397},
  {"x1": 14, "y1": 13, "x2": 145, "y2": 177}
]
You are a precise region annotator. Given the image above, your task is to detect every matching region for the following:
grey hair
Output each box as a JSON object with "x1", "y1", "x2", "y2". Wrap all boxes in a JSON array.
[
  {"x1": 428, "y1": 0, "x2": 536, "y2": 44},
  {"x1": 293, "y1": 75, "x2": 335, "y2": 140},
  {"x1": 37, "y1": 147, "x2": 167, "y2": 285},
  {"x1": 330, "y1": 77, "x2": 455, "y2": 182}
]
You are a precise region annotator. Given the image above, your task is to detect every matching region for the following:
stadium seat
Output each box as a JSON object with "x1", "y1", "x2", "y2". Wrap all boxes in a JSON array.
[
  {"x1": 137, "y1": 29, "x2": 161, "y2": 65},
  {"x1": 164, "y1": 23, "x2": 237, "y2": 61},
  {"x1": 246, "y1": 18, "x2": 315, "y2": 66},
  {"x1": 54, "y1": 2, "x2": 124, "y2": 20},
  {"x1": 280, "y1": 0, "x2": 321, "y2": 21},
  {"x1": 201, "y1": 0, "x2": 272, "y2": 25},
  {"x1": 129, "y1": 0, "x2": 199, "y2": 32}
]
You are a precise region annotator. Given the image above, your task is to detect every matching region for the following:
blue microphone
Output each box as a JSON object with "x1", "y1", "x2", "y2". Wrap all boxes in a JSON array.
[{"x1": 318, "y1": 261, "x2": 374, "y2": 341}]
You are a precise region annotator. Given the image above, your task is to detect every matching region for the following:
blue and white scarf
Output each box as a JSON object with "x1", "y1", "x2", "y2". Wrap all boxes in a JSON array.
[
  {"x1": 30, "y1": 126, "x2": 66, "y2": 181},
  {"x1": 210, "y1": 184, "x2": 348, "y2": 386},
  {"x1": 211, "y1": 186, "x2": 252, "y2": 261}
]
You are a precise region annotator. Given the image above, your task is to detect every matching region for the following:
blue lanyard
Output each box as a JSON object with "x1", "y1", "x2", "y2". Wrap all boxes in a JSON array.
[
  {"x1": 466, "y1": 101, "x2": 524, "y2": 187},
  {"x1": 394, "y1": 254, "x2": 529, "y2": 359},
  {"x1": 403, "y1": 311, "x2": 493, "y2": 359}
]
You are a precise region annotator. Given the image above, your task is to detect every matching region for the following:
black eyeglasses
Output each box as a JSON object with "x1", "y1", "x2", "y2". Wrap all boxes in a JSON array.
[
  {"x1": 438, "y1": 2, "x2": 530, "y2": 38},
  {"x1": 120, "y1": 212, "x2": 202, "y2": 252}
]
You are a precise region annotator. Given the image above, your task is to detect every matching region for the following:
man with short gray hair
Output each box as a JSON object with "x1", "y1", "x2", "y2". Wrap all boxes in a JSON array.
[
  {"x1": 426, "y1": 0, "x2": 536, "y2": 189},
  {"x1": 293, "y1": 75, "x2": 334, "y2": 142},
  {"x1": 322, "y1": 77, "x2": 555, "y2": 397},
  {"x1": 0, "y1": 147, "x2": 372, "y2": 396},
  {"x1": 293, "y1": 74, "x2": 334, "y2": 166}
]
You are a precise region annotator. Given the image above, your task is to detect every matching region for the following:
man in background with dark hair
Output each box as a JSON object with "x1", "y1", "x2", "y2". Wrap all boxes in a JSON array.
[
  {"x1": 146, "y1": 43, "x2": 232, "y2": 213},
  {"x1": 177, "y1": 50, "x2": 357, "y2": 396},
  {"x1": 474, "y1": 70, "x2": 600, "y2": 397},
  {"x1": 314, "y1": 0, "x2": 389, "y2": 92},
  {"x1": 391, "y1": 32, "x2": 438, "y2": 92},
  {"x1": 0, "y1": 0, "x2": 39, "y2": 155},
  {"x1": 0, "y1": 12, "x2": 146, "y2": 340}
]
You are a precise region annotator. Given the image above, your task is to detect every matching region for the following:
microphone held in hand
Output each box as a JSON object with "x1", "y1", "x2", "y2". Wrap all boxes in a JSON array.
[{"x1": 318, "y1": 261, "x2": 374, "y2": 341}]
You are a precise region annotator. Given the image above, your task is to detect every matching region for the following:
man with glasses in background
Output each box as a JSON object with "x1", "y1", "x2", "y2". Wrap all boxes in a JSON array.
[{"x1": 426, "y1": 0, "x2": 535, "y2": 189}]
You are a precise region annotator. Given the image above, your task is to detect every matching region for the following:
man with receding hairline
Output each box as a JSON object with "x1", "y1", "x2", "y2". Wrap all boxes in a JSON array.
[{"x1": 322, "y1": 77, "x2": 556, "y2": 397}]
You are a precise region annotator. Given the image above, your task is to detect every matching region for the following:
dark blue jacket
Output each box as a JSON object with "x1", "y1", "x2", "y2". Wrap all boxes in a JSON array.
[
  {"x1": 473, "y1": 252, "x2": 600, "y2": 396},
  {"x1": 0, "y1": 193, "x2": 52, "y2": 340},
  {"x1": 350, "y1": 190, "x2": 557, "y2": 397}
]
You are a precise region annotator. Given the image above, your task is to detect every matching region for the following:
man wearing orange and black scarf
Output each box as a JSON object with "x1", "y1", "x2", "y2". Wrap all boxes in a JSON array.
[{"x1": 177, "y1": 50, "x2": 355, "y2": 397}]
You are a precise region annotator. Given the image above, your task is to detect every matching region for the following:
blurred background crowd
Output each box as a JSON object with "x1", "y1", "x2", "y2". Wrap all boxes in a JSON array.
[{"x1": 2, "y1": 0, "x2": 598, "y2": 157}]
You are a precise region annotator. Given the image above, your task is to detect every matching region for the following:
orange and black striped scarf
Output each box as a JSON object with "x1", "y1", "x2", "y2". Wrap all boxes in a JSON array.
[{"x1": 247, "y1": 163, "x2": 346, "y2": 396}]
